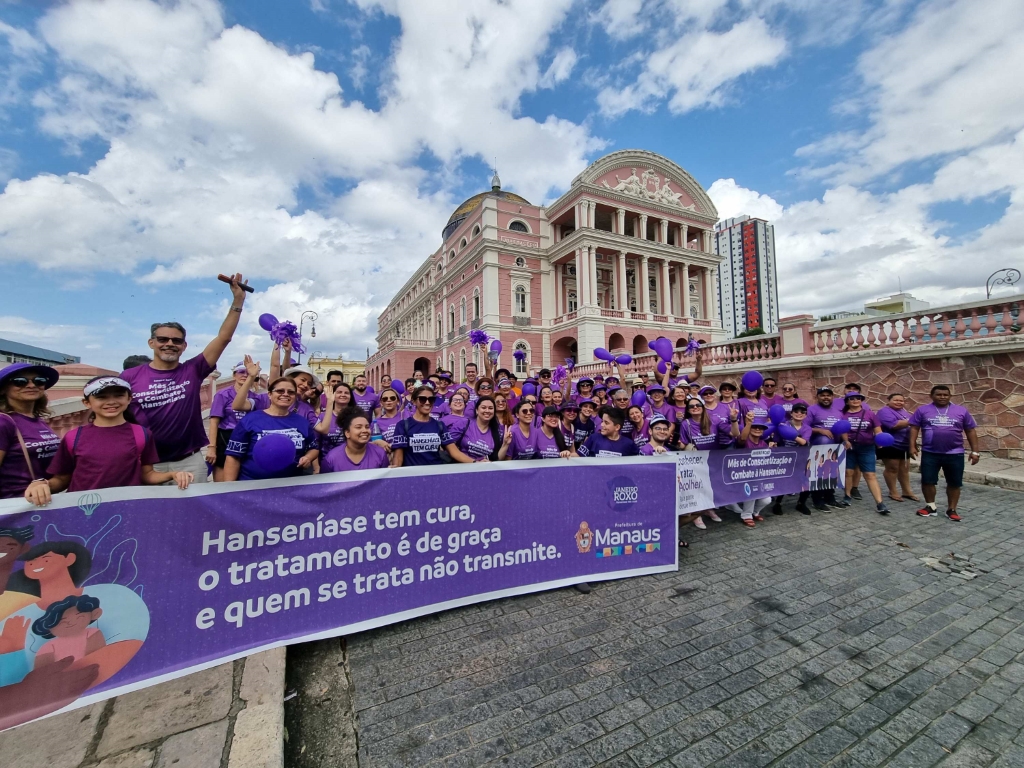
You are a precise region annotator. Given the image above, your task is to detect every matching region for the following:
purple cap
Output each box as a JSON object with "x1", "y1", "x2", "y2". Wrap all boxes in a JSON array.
[
  {"x1": 750, "y1": 418, "x2": 770, "y2": 428},
  {"x1": 559, "y1": 401, "x2": 580, "y2": 412},
  {"x1": 647, "y1": 383, "x2": 666, "y2": 393},
  {"x1": 0, "y1": 362, "x2": 60, "y2": 390},
  {"x1": 699, "y1": 385, "x2": 716, "y2": 395}
]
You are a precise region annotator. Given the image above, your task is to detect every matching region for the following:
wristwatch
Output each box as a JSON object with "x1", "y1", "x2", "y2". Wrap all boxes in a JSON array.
[{"x1": 969, "y1": 451, "x2": 979, "y2": 456}]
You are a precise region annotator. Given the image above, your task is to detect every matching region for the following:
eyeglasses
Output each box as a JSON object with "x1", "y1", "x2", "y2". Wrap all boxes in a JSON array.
[
  {"x1": 380, "y1": 396, "x2": 398, "y2": 402},
  {"x1": 417, "y1": 396, "x2": 436, "y2": 404},
  {"x1": 153, "y1": 335, "x2": 185, "y2": 345},
  {"x1": 8, "y1": 376, "x2": 49, "y2": 388},
  {"x1": 520, "y1": 408, "x2": 534, "y2": 414},
  {"x1": 613, "y1": 397, "x2": 630, "y2": 403},
  {"x1": 783, "y1": 387, "x2": 795, "y2": 392},
  {"x1": 271, "y1": 388, "x2": 296, "y2": 396}
]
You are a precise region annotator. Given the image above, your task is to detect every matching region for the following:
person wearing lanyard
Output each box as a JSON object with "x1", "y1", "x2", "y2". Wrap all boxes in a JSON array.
[
  {"x1": 840, "y1": 392, "x2": 889, "y2": 515},
  {"x1": 0, "y1": 364, "x2": 61, "y2": 499},
  {"x1": 120, "y1": 273, "x2": 249, "y2": 482},
  {"x1": 877, "y1": 393, "x2": 918, "y2": 503},
  {"x1": 390, "y1": 387, "x2": 459, "y2": 467},
  {"x1": 909, "y1": 385, "x2": 979, "y2": 522}
]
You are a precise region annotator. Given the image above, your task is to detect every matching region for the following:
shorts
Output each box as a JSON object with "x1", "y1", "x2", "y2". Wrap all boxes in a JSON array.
[
  {"x1": 920, "y1": 451, "x2": 965, "y2": 489},
  {"x1": 877, "y1": 446, "x2": 909, "y2": 461},
  {"x1": 215, "y1": 429, "x2": 233, "y2": 468},
  {"x1": 848, "y1": 443, "x2": 877, "y2": 473}
]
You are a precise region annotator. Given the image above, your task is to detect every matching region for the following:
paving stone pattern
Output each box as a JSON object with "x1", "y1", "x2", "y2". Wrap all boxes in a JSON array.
[{"x1": 345, "y1": 482, "x2": 1024, "y2": 767}]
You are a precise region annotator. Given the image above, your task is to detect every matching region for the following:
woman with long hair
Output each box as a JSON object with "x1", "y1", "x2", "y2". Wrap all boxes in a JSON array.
[
  {"x1": 676, "y1": 397, "x2": 725, "y2": 530},
  {"x1": 314, "y1": 382, "x2": 360, "y2": 453},
  {"x1": 321, "y1": 410, "x2": 389, "y2": 472},
  {"x1": 494, "y1": 393, "x2": 515, "y2": 428},
  {"x1": 452, "y1": 395, "x2": 503, "y2": 463},
  {"x1": 627, "y1": 405, "x2": 650, "y2": 448},
  {"x1": 841, "y1": 392, "x2": 889, "y2": 514},
  {"x1": 535, "y1": 406, "x2": 573, "y2": 458},
  {"x1": 391, "y1": 386, "x2": 459, "y2": 466},
  {"x1": 0, "y1": 364, "x2": 60, "y2": 499},
  {"x1": 501, "y1": 399, "x2": 537, "y2": 460}
]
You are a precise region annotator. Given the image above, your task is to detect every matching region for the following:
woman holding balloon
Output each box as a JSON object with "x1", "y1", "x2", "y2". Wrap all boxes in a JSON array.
[
  {"x1": 736, "y1": 371, "x2": 770, "y2": 424},
  {"x1": 223, "y1": 377, "x2": 319, "y2": 481},
  {"x1": 840, "y1": 392, "x2": 890, "y2": 514},
  {"x1": 876, "y1": 393, "x2": 918, "y2": 502}
]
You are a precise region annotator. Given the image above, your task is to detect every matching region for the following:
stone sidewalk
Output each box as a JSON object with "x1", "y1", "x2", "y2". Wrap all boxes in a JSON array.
[
  {"x1": 341, "y1": 481, "x2": 1024, "y2": 767},
  {"x1": 1, "y1": 648, "x2": 285, "y2": 768}
]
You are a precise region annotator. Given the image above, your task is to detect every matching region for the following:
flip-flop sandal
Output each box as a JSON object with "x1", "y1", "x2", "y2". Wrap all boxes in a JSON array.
[
  {"x1": 889, "y1": 495, "x2": 905, "y2": 502},
  {"x1": 904, "y1": 495, "x2": 920, "y2": 501},
  {"x1": 678, "y1": 539, "x2": 689, "y2": 548}
]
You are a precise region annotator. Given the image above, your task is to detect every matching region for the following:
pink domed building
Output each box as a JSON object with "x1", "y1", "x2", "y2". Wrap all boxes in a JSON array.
[{"x1": 366, "y1": 150, "x2": 725, "y2": 385}]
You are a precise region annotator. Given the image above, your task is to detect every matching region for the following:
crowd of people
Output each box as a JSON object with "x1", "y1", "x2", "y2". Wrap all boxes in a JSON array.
[{"x1": 0, "y1": 275, "x2": 982, "y2": 536}]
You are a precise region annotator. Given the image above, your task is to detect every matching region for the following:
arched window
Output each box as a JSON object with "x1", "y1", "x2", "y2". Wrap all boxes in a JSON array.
[
  {"x1": 513, "y1": 341, "x2": 529, "y2": 375},
  {"x1": 509, "y1": 220, "x2": 529, "y2": 233},
  {"x1": 473, "y1": 288, "x2": 481, "y2": 320},
  {"x1": 514, "y1": 285, "x2": 527, "y2": 315},
  {"x1": 472, "y1": 225, "x2": 480, "y2": 237},
  {"x1": 436, "y1": 313, "x2": 442, "y2": 339},
  {"x1": 459, "y1": 348, "x2": 467, "y2": 380},
  {"x1": 449, "y1": 250, "x2": 455, "y2": 261},
  {"x1": 460, "y1": 238, "x2": 468, "y2": 249},
  {"x1": 448, "y1": 353, "x2": 455, "y2": 373},
  {"x1": 460, "y1": 297, "x2": 466, "y2": 325},
  {"x1": 568, "y1": 291, "x2": 578, "y2": 312},
  {"x1": 436, "y1": 263, "x2": 442, "y2": 273},
  {"x1": 449, "y1": 306, "x2": 455, "y2": 333}
]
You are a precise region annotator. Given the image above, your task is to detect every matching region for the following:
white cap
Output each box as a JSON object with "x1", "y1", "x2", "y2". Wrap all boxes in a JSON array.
[
  {"x1": 283, "y1": 366, "x2": 321, "y2": 388},
  {"x1": 84, "y1": 377, "x2": 132, "y2": 397}
]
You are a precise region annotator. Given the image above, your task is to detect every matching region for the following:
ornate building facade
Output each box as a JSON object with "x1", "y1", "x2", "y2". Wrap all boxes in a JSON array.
[{"x1": 366, "y1": 150, "x2": 725, "y2": 386}]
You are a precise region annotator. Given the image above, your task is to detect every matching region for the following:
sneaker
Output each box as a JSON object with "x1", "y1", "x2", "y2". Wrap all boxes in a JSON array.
[
  {"x1": 707, "y1": 510, "x2": 723, "y2": 522},
  {"x1": 876, "y1": 503, "x2": 890, "y2": 515},
  {"x1": 753, "y1": 514, "x2": 765, "y2": 522},
  {"x1": 917, "y1": 506, "x2": 938, "y2": 517},
  {"x1": 946, "y1": 509, "x2": 962, "y2": 522},
  {"x1": 742, "y1": 519, "x2": 756, "y2": 528},
  {"x1": 796, "y1": 503, "x2": 812, "y2": 515},
  {"x1": 834, "y1": 498, "x2": 852, "y2": 508},
  {"x1": 694, "y1": 517, "x2": 707, "y2": 530},
  {"x1": 574, "y1": 582, "x2": 592, "y2": 594},
  {"x1": 772, "y1": 503, "x2": 784, "y2": 516},
  {"x1": 814, "y1": 503, "x2": 830, "y2": 512},
  {"x1": 850, "y1": 488, "x2": 863, "y2": 500}
]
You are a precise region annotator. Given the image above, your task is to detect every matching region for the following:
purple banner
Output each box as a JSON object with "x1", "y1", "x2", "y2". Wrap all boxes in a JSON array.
[
  {"x1": 0, "y1": 458, "x2": 677, "y2": 731},
  {"x1": 676, "y1": 446, "x2": 847, "y2": 512}
]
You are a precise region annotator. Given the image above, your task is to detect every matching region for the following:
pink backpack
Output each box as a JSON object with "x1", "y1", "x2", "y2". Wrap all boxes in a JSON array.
[{"x1": 65, "y1": 423, "x2": 148, "y2": 459}]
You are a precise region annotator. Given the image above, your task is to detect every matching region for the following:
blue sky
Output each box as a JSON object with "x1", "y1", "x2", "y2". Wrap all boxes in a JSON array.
[{"x1": 1, "y1": 0, "x2": 1022, "y2": 370}]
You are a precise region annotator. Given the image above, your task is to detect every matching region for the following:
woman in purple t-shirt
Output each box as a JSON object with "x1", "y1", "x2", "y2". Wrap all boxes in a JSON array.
[
  {"x1": 841, "y1": 392, "x2": 889, "y2": 514},
  {"x1": 24, "y1": 376, "x2": 194, "y2": 506},
  {"x1": 314, "y1": 382, "x2": 359, "y2": 454},
  {"x1": 452, "y1": 396, "x2": 503, "y2": 463},
  {"x1": 321, "y1": 411, "x2": 389, "y2": 473},
  {"x1": 441, "y1": 389, "x2": 471, "y2": 444},
  {"x1": 500, "y1": 400, "x2": 537, "y2": 460},
  {"x1": 373, "y1": 388, "x2": 405, "y2": 453},
  {"x1": 627, "y1": 406, "x2": 650, "y2": 448},
  {"x1": 876, "y1": 393, "x2": 918, "y2": 503},
  {"x1": 0, "y1": 364, "x2": 61, "y2": 499}
]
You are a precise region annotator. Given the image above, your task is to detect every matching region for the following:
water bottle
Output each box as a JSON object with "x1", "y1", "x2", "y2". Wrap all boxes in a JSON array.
[{"x1": 370, "y1": 421, "x2": 383, "y2": 442}]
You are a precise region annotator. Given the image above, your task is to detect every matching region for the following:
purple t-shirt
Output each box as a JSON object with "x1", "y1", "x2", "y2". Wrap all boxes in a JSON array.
[
  {"x1": 807, "y1": 403, "x2": 846, "y2": 445},
  {"x1": 210, "y1": 386, "x2": 252, "y2": 432},
  {"x1": 741, "y1": 436, "x2": 771, "y2": 449},
  {"x1": 251, "y1": 393, "x2": 319, "y2": 429},
  {"x1": 678, "y1": 419, "x2": 721, "y2": 451},
  {"x1": 374, "y1": 414, "x2": 404, "y2": 444},
  {"x1": 391, "y1": 417, "x2": 454, "y2": 466},
  {"x1": 352, "y1": 389, "x2": 379, "y2": 415},
  {"x1": 121, "y1": 355, "x2": 215, "y2": 461},
  {"x1": 321, "y1": 443, "x2": 389, "y2": 473},
  {"x1": 644, "y1": 401, "x2": 674, "y2": 420},
  {"x1": 534, "y1": 429, "x2": 563, "y2": 459},
  {"x1": 877, "y1": 406, "x2": 911, "y2": 450},
  {"x1": 845, "y1": 410, "x2": 880, "y2": 446},
  {"x1": 48, "y1": 422, "x2": 159, "y2": 491},
  {"x1": 441, "y1": 413, "x2": 470, "y2": 443},
  {"x1": 631, "y1": 421, "x2": 650, "y2": 448},
  {"x1": 225, "y1": 410, "x2": 317, "y2": 481},
  {"x1": 507, "y1": 424, "x2": 536, "y2": 460},
  {"x1": 783, "y1": 423, "x2": 812, "y2": 447},
  {"x1": 0, "y1": 413, "x2": 60, "y2": 497},
  {"x1": 780, "y1": 398, "x2": 809, "y2": 415},
  {"x1": 909, "y1": 404, "x2": 977, "y2": 454},
  {"x1": 459, "y1": 420, "x2": 498, "y2": 461},
  {"x1": 578, "y1": 433, "x2": 640, "y2": 457},
  {"x1": 737, "y1": 397, "x2": 770, "y2": 423}
]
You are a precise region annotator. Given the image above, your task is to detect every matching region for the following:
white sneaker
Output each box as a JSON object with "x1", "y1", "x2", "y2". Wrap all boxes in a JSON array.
[
  {"x1": 707, "y1": 510, "x2": 722, "y2": 523},
  {"x1": 693, "y1": 517, "x2": 707, "y2": 530}
]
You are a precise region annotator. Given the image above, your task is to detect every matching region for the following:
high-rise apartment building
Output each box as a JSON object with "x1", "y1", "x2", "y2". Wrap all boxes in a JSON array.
[{"x1": 715, "y1": 215, "x2": 779, "y2": 337}]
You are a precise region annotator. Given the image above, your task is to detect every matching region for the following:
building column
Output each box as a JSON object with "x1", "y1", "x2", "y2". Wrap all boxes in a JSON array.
[
  {"x1": 587, "y1": 245, "x2": 598, "y2": 307},
  {"x1": 639, "y1": 256, "x2": 651, "y2": 314},
  {"x1": 554, "y1": 224, "x2": 561, "y2": 243},
  {"x1": 615, "y1": 252, "x2": 626, "y2": 311},
  {"x1": 574, "y1": 248, "x2": 585, "y2": 309},
  {"x1": 588, "y1": 201, "x2": 596, "y2": 229},
  {"x1": 639, "y1": 214, "x2": 648, "y2": 241},
  {"x1": 616, "y1": 208, "x2": 625, "y2": 236},
  {"x1": 703, "y1": 230, "x2": 711, "y2": 253},
  {"x1": 681, "y1": 223, "x2": 689, "y2": 250},
  {"x1": 555, "y1": 260, "x2": 563, "y2": 316},
  {"x1": 681, "y1": 262, "x2": 690, "y2": 320},
  {"x1": 660, "y1": 260, "x2": 672, "y2": 317},
  {"x1": 660, "y1": 219, "x2": 669, "y2": 244},
  {"x1": 710, "y1": 267, "x2": 720, "y2": 323}
]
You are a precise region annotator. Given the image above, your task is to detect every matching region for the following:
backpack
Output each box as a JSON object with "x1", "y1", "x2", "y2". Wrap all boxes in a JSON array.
[{"x1": 65, "y1": 423, "x2": 149, "y2": 461}]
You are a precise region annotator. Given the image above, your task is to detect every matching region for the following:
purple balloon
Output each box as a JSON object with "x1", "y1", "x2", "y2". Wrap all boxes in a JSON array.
[
  {"x1": 768, "y1": 404, "x2": 787, "y2": 425},
  {"x1": 654, "y1": 338, "x2": 674, "y2": 362},
  {"x1": 616, "y1": 354, "x2": 632, "y2": 365},
  {"x1": 657, "y1": 360, "x2": 668, "y2": 374},
  {"x1": 390, "y1": 380, "x2": 405, "y2": 395},
  {"x1": 522, "y1": 382, "x2": 536, "y2": 397},
  {"x1": 777, "y1": 423, "x2": 798, "y2": 441},
  {"x1": 762, "y1": 425, "x2": 775, "y2": 439},
  {"x1": 875, "y1": 432, "x2": 896, "y2": 448},
  {"x1": 740, "y1": 370, "x2": 764, "y2": 392},
  {"x1": 630, "y1": 390, "x2": 648, "y2": 408},
  {"x1": 831, "y1": 419, "x2": 851, "y2": 436},
  {"x1": 258, "y1": 313, "x2": 278, "y2": 332},
  {"x1": 365, "y1": 385, "x2": 375, "y2": 394},
  {"x1": 490, "y1": 339, "x2": 502, "y2": 355},
  {"x1": 252, "y1": 433, "x2": 296, "y2": 473},
  {"x1": 594, "y1": 347, "x2": 614, "y2": 362}
]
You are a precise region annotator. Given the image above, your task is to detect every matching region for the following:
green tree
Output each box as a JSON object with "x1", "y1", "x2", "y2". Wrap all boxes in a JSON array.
[{"x1": 735, "y1": 327, "x2": 765, "y2": 338}]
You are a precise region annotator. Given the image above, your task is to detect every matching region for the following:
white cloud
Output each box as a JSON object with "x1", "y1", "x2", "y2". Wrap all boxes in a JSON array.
[
  {"x1": 707, "y1": 178, "x2": 784, "y2": 222},
  {"x1": 539, "y1": 48, "x2": 578, "y2": 89}
]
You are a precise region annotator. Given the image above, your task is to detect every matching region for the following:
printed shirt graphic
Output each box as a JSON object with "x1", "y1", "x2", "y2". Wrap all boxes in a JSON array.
[
  {"x1": 507, "y1": 424, "x2": 536, "y2": 460},
  {"x1": 391, "y1": 418, "x2": 454, "y2": 466},
  {"x1": 807, "y1": 404, "x2": 846, "y2": 445},
  {"x1": 533, "y1": 430, "x2": 563, "y2": 459},
  {"x1": 121, "y1": 355, "x2": 214, "y2": 461},
  {"x1": 845, "y1": 410, "x2": 880, "y2": 445},
  {"x1": 877, "y1": 406, "x2": 912, "y2": 449},
  {"x1": 209, "y1": 386, "x2": 252, "y2": 432},
  {"x1": 0, "y1": 413, "x2": 60, "y2": 498},
  {"x1": 909, "y1": 404, "x2": 977, "y2": 454},
  {"x1": 678, "y1": 419, "x2": 719, "y2": 450},
  {"x1": 374, "y1": 414, "x2": 404, "y2": 443},
  {"x1": 225, "y1": 410, "x2": 316, "y2": 480},
  {"x1": 458, "y1": 420, "x2": 496, "y2": 460},
  {"x1": 578, "y1": 433, "x2": 640, "y2": 457}
]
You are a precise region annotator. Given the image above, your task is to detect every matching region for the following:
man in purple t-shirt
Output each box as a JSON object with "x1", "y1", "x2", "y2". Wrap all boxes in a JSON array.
[
  {"x1": 909, "y1": 385, "x2": 979, "y2": 522},
  {"x1": 806, "y1": 386, "x2": 848, "y2": 510},
  {"x1": 121, "y1": 273, "x2": 249, "y2": 483},
  {"x1": 352, "y1": 374, "x2": 379, "y2": 417}
]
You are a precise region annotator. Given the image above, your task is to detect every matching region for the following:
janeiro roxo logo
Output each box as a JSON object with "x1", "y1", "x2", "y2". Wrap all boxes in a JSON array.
[
  {"x1": 575, "y1": 522, "x2": 593, "y2": 553},
  {"x1": 607, "y1": 476, "x2": 639, "y2": 510}
]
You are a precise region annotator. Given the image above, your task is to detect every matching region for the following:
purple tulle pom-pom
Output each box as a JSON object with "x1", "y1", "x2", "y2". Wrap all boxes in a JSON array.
[
  {"x1": 469, "y1": 329, "x2": 491, "y2": 347},
  {"x1": 552, "y1": 365, "x2": 568, "y2": 386},
  {"x1": 269, "y1": 321, "x2": 305, "y2": 354},
  {"x1": 513, "y1": 349, "x2": 526, "y2": 361},
  {"x1": 565, "y1": 358, "x2": 575, "y2": 371},
  {"x1": 684, "y1": 338, "x2": 701, "y2": 356}
]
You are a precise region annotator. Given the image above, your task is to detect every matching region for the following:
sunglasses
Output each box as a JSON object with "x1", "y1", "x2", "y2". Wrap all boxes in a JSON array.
[
  {"x1": 8, "y1": 376, "x2": 48, "y2": 388},
  {"x1": 417, "y1": 396, "x2": 436, "y2": 404},
  {"x1": 380, "y1": 396, "x2": 398, "y2": 402},
  {"x1": 479, "y1": 384, "x2": 493, "y2": 390},
  {"x1": 520, "y1": 407, "x2": 535, "y2": 414},
  {"x1": 153, "y1": 335, "x2": 186, "y2": 345},
  {"x1": 271, "y1": 388, "x2": 296, "y2": 396},
  {"x1": 783, "y1": 387, "x2": 795, "y2": 392},
  {"x1": 688, "y1": 405, "x2": 703, "y2": 410},
  {"x1": 613, "y1": 397, "x2": 630, "y2": 403}
]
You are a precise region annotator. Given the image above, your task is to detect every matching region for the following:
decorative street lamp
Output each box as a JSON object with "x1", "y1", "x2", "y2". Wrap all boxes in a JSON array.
[
  {"x1": 307, "y1": 350, "x2": 323, "y2": 376},
  {"x1": 986, "y1": 268, "x2": 1020, "y2": 299},
  {"x1": 297, "y1": 311, "x2": 318, "y2": 363}
]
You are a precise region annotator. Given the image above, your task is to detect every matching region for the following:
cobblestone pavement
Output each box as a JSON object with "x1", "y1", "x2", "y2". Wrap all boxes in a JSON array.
[{"x1": 344, "y1": 483, "x2": 1024, "y2": 767}]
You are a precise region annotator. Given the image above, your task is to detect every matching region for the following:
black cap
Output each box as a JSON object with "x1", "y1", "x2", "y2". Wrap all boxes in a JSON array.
[
  {"x1": 542, "y1": 405, "x2": 560, "y2": 418},
  {"x1": 817, "y1": 385, "x2": 834, "y2": 394},
  {"x1": 539, "y1": 368, "x2": 551, "y2": 376}
]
